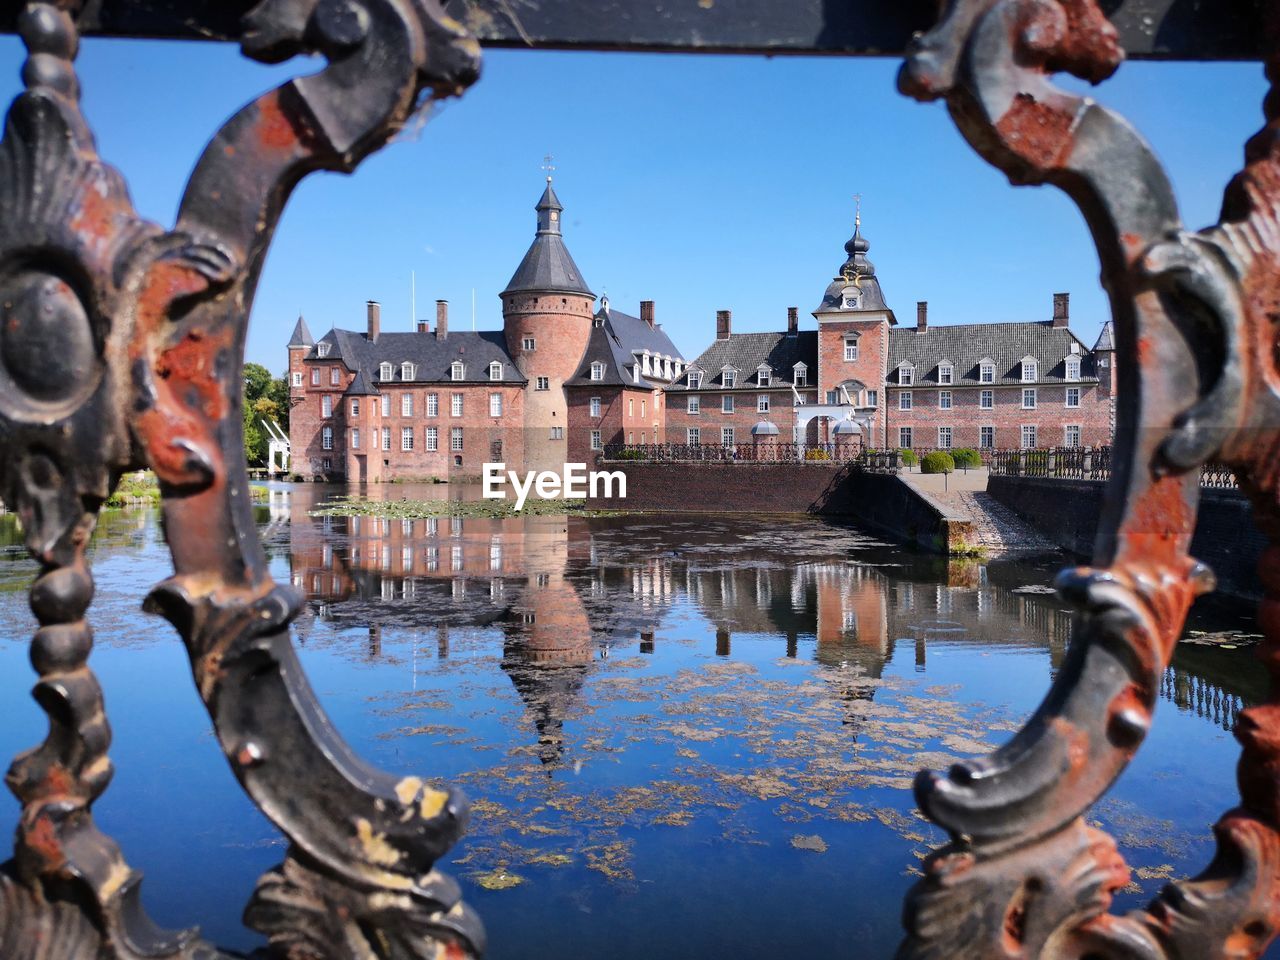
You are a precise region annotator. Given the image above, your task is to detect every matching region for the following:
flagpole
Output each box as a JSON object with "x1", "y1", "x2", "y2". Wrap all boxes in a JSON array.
[{"x1": 411, "y1": 270, "x2": 416, "y2": 329}]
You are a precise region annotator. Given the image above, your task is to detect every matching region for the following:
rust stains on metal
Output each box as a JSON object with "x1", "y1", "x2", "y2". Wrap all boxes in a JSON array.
[{"x1": 995, "y1": 93, "x2": 1075, "y2": 171}]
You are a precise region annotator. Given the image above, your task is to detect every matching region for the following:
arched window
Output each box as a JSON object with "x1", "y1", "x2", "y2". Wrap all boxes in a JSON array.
[
  {"x1": 379, "y1": 362, "x2": 393, "y2": 381},
  {"x1": 489, "y1": 361, "x2": 503, "y2": 381},
  {"x1": 451, "y1": 361, "x2": 465, "y2": 381},
  {"x1": 590, "y1": 361, "x2": 606, "y2": 381}
]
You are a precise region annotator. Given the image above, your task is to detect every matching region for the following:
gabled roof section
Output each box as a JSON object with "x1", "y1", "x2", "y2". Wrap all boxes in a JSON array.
[
  {"x1": 306, "y1": 328, "x2": 524, "y2": 384},
  {"x1": 502, "y1": 180, "x2": 594, "y2": 297},
  {"x1": 288, "y1": 314, "x2": 314, "y2": 347},
  {"x1": 344, "y1": 370, "x2": 379, "y2": 396},
  {"x1": 566, "y1": 306, "x2": 684, "y2": 388},
  {"x1": 671, "y1": 331, "x2": 818, "y2": 389},
  {"x1": 887, "y1": 322, "x2": 1099, "y2": 386}
]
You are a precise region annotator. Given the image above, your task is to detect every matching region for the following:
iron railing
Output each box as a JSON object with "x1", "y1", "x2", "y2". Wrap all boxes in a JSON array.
[
  {"x1": 600, "y1": 442, "x2": 867, "y2": 464},
  {"x1": 990, "y1": 446, "x2": 1237, "y2": 488}
]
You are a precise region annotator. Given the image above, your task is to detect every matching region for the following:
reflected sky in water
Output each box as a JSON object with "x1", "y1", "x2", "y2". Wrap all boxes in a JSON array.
[{"x1": 0, "y1": 485, "x2": 1267, "y2": 958}]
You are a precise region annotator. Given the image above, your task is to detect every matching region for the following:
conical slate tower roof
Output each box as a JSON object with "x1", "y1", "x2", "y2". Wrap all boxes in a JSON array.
[
  {"x1": 1092, "y1": 320, "x2": 1115, "y2": 352},
  {"x1": 814, "y1": 217, "x2": 894, "y2": 321},
  {"x1": 502, "y1": 180, "x2": 594, "y2": 297},
  {"x1": 288, "y1": 314, "x2": 314, "y2": 347}
]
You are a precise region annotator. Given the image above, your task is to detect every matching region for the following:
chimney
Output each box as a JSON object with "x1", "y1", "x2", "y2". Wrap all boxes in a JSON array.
[
  {"x1": 1053, "y1": 292, "x2": 1070, "y2": 328},
  {"x1": 640, "y1": 300, "x2": 655, "y2": 328},
  {"x1": 916, "y1": 301, "x2": 928, "y2": 332},
  {"x1": 436, "y1": 300, "x2": 448, "y2": 340},
  {"x1": 716, "y1": 309, "x2": 732, "y2": 341},
  {"x1": 366, "y1": 300, "x2": 381, "y2": 341},
  {"x1": 416, "y1": 319, "x2": 429, "y2": 334},
  {"x1": 787, "y1": 307, "x2": 798, "y2": 334}
]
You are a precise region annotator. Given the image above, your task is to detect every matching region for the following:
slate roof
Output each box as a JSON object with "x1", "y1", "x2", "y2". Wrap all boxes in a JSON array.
[
  {"x1": 306, "y1": 328, "x2": 525, "y2": 385},
  {"x1": 502, "y1": 182, "x2": 593, "y2": 297},
  {"x1": 288, "y1": 314, "x2": 314, "y2": 347},
  {"x1": 1093, "y1": 320, "x2": 1115, "y2": 352},
  {"x1": 672, "y1": 331, "x2": 818, "y2": 388},
  {"x1": 886, "y1": 322, "x2": 1098, "y2": 386},
  {"x1": 813, "y1": 223, "x2": 896, "y2": 322},
  {"x1": 566, "y1": 303, "x2": 683, "y2": 388},
  {"x1": 343, "y1": 370, "x2": 378, "y2": 396}
]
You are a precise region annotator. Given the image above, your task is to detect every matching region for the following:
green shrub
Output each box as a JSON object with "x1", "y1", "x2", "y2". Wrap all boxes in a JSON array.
[
  {"x1": 615, "y1": 449, "x2": 647, "y2": 461},
  {"x1": 805, "y1": 448, "x2": 831, "y2": 461},
  {"x1": 899, "y1": 448, "x2": 919, "y2": 468},
  {"x1": 952, "y1": 448, "x2": 982, "y2": 469},
  {"x1": 921, "y1": 451, "x2": 956, "y2": 475}
]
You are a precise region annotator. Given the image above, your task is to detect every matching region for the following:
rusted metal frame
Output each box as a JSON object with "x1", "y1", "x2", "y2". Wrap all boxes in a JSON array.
[
  {"x1": 0, "y1": 0, "x2": 1268, "y2": 60},
  {"x1": 898, "y1": 1, "x2": 1280, "y2": 957},
  {"x1": 0, "y1": 0, "x2": 485, "y2": 956}
]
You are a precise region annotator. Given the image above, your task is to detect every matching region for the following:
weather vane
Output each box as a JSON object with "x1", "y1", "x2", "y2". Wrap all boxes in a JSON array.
[
  {"x1": 542, "y1": 153, "x2": 556, "y2": 182},
  {"x1": 853, "y1": 192, "x2": 863, "y2": 229}
]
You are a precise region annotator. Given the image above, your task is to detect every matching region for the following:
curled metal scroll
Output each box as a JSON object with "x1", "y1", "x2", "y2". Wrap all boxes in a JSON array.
[
  {"x1": 0, "y1": 0, "x2": 483, "y2": 956},
  {"x1": 898, "y1": 1, "x2": 1280, "y2": 957}
]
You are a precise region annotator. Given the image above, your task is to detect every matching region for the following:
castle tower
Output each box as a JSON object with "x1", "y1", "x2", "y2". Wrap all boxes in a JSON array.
[{"x1": 502, "y1": 177, "x2": 596, "y2": 474}]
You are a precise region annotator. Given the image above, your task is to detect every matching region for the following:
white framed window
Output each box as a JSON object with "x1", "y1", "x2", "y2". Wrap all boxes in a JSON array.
[
  {"x1": 451, "y1": 427, "x2": 463, "y2": 451},
  {"x1": 757, "y1": 366, "x2": 772, "y2": 386},
  {"x1": 1021, "y1": 424, "x2": 1038, "y2": 449},
  {"x1": 451, "y1": 393, "x2": 463, "y2": 417},
  {"x1": 939, "y1": 390, "x2": 952, "y2": 410},
  {"x1": 425, "y1": 426, "x2": 438, "y2": 451},
  {"x1": 380, "y1": 362, "x2": 393, "y2": 381},
  {"x1": 826, "y1": 390, "x2": 839, "y2": 405},
  {"x1": 938, "y1": 362, "x2": 954, "y2": 385},
  {"x1": 329, "y1": 367, "x2": 340, "y2": 385},
  {"x1": 590, "y1": 397, "x2": 602, "y2": 417},
  {"x1": 721, "y1": 427, "x2": 734, "y2": 447},
  {"x1": 689, "y1": 371, "x2": 703, "y2": 388},
  {"x1": 722, "y1": 395, "x2": 734, "y2": 414},
  {"x1": 450, "y1": 361, "x2": 464, "y2": 381},
  {"x1": 401, "y1": 393, "x2": 413, "y2": 417},
  {"x1": 350, "y1": 398, "x2": 359, "y2": 416},
  {"x1": 844, "y1": 339, "x2": 858, "y2": 362},
  {"x1": 427, "y1": 393, "x2": 438, "y2": 417},
  {"x1": 292, "y1": 372, "x2": 303, "y2": 387},
  {"x1": 321, "y1": 394, "x2": 332, "y2": 417},
  {"x1": 590, "y1": 430, "x2": 602, "y2": 450},
  {"x1": 1022, "y1": 358, "x2": 1038, "y2": 382},
  {"x1": 1066, "y1": 387, "x2": 1081, "y2": 408},
  {"x1": 722, "y1": 368, "x2": 737, "y2": 388},
  {"x1": 310, "y1": 368, "x2": 320, "y2": 386},
  {"x1": 381, "y1": 394, "x2": 390, "y2": 417},
  {"x1": 381, "y1": 427, "x2": 391, "y2": 450},
  {"x1": 321, "y1": 426, "x2": 333, "y2": 450},
  {"x1": 899, "y1": 364, "x2": 914, "y2": 386},
  {"x1": 590, "y1": 362, "x2": 605, "y2": 381},
  {"x1": 1065, "y1": 356, "x2": 1081, "y2": 381},
  {"x1": 1065, "y1": 424, "x2": 1081, "y2": 447},
  {"x1": 628, "y1": 398, "x2": 634, "y2": 417},
  {"x1": 316, "y1": 342, "x2": 331, "y2": 358},
  {"x1": 757, "y1": 395, "x2": 769, "y2": 413},
  {"x1": 899, "y1": 391, "x2": 913, "y2": 411},
  {"x1": 550, "y1": 426, "x2": 563, "y2": 440},
  {"x1": 687, "y1": 427, "x2": 700, "y2": 445},
  {"x1": 867, "y1": 390, "x2": 878, "y2": 407},
  {"x1": 489, "y1": 393, "x2": 502, "y2": 417},
  {"x1": 1022, "y1": 388, "x2": 1037, "y2": 409},
  {"x1": 980, "y1": 361, "x2": 994, "y2": 383},
  {"x1": 980, "y1": 389, "x2": 993, "y2": 409},
  {"x1": 401, "y1": 427, "x2": 414, "y2": 451},
  {"x1": 938, "y1": 426, "x2": 952, "y2": 449},
  {"x1": 536, "y1": 376, "x2": 549, "y2": 391},
  {"x1": 688, "y1": 396, "x2": 700, "y2": 414},
  {"x1": 793, "y1": 364, "x2": 807, "y2": 387},
  {"x1": 641, "y1": 399, "x2": 646, "y2": 418},
  {"x1": 980, "y1": 425, "x2": 994, "y2": 449},
  {"x1": 489, "y1": 361, "x2": 503, "y2": 381},
  {"x1": 899, "y1": 427, "x2": 912, "y2": 448},
  {"x1": 522, "y1": 336, "x2": 535, "y2": 351},
  {"x1": 351, "y1": 428, "x2": 360, "y2": 449},
  {"x1": 322, "y1": 458, "x2": 331, "y2": 471}
]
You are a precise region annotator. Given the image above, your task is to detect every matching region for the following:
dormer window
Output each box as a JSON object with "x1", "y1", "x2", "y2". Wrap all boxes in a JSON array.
[
  {"x1": 980, "y1": 359, "x2": 995, "y2": 383},
  {"x1": 379, "y1": 362, "x2": 393, "y2": 381},
  {"x1": 1065, "y1": 356, "x2": 1081, "y2": 381},
  {"x1": 938, "y1": 361, "x2": 954, "y2": 385},
  {"x1": 898, "y1": 363, "x2": 915, "y2": 386},
  {"x1": 489, "y1": 361, "x2": 503, "y2": 381},
  {"x1": 793, "y1": 363, "x2": 807, "y2": 387},
  {"x1": 590, "y1": 361, "x2": 605, "y2": 381},
  {"x1": 689, "y1": 370, "x2": 703, "y2": 388},
  {"x1": 450, "y1": 361, "x2": 465, "y2": 381},
  {"x1": 316, "y1": 343, "x2": 331, "y2": 358},
  {"x1": 1022, "y1": 357, "x2": 1038, "y2": 382},
  {"x1": 721, "y1": 367, "x2": 737, "y2": 389},
  {"x1": 401, "y1": 362, "x2": 415, "y2": 381},
  {"x1": 757, "y1": 365, "x2": 772, "y2": 387}
]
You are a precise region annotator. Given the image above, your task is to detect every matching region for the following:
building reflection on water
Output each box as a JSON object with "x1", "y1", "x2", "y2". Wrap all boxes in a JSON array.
[{"x1": 275, "y1": 486, "x2": 1256, "y2": 752}]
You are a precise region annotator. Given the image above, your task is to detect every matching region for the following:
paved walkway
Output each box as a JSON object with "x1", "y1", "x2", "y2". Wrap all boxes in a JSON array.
[{"x1": 929, "y1": 489, "x2": 1060, "y2": 556}]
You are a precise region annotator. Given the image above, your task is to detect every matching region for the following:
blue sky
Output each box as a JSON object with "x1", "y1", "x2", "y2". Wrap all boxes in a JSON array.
[{"x1": 0, "y1": 39, "x2": 1266, "y2": 372}]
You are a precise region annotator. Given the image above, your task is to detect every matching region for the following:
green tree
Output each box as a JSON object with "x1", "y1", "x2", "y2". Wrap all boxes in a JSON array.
[{"x1": 242, "y1": 362, "x2": 287, "y2": 466}]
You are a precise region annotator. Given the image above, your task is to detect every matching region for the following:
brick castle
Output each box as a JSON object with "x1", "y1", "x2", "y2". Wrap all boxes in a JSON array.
[{"x1": 287, "y1": 185, "x2": 1114, "y2": 480}]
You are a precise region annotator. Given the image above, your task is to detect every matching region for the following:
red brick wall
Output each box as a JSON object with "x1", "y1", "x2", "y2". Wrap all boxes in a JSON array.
[
  {"x1": 883, "y1": 382, "x2": 1111, "y2": 450},
  {"x1": 664, "y1": 387, "x2": 818, "y2": 444},
  {"x1": 817, "y1": 315, "x2": 890, "y2": 440},
  {"x1": 566, "y1": 386, "x2": 664, "y2": 461},
  {"x1": 289, "y1": 360, "x2": 355, "y2": 479}
]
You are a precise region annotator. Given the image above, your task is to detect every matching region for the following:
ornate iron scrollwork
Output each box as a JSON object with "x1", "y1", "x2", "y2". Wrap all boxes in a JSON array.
[
  {"x1": 0, "y1": 1, "x2": 482, "y2": 956},
  {"x1": 898, "y1": 1, "x2": 1280, "y2": 956}
]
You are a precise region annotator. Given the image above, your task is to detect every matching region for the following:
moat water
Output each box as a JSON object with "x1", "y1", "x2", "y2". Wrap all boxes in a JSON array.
[{"x1": 0, "y1": 484, "x2": 1269, "y2": 957}]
